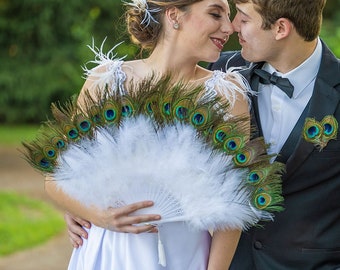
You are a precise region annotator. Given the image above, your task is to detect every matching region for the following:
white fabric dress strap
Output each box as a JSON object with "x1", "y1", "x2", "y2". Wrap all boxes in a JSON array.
[
  {"x1": 83, "y1": 41, "x2": 127, "y2": 96},
  {"x1": 205, "y1": 69, "x2": 253, "y2": 111}
]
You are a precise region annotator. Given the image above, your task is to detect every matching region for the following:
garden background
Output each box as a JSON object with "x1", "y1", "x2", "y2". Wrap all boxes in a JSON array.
[
  {"x1": 1, "y1": 0, "x2": 340, "y2": 124},
  {"x1": 0, "y1": 0, "x2": 339, "y2": 269}
]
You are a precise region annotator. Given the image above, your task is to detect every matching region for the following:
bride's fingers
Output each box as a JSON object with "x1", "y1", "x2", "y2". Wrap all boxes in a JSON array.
[
  {"x1": 107, "y1": 214, "x2": 161, "y2": 232},
  {"x1": 113, "y1": 201, "x2": 155, "y2": 215},
  {"x1": 67, "y1": 229, "x2": 84, "y2": 248},
  {"x1": 125, "y1": 213, "x2": 161, "y2": 225},
  {"x1": 71, "y1": 216, "x2": 91, "y2": 229},
  {"x1": 64, "y1": 212, "x2": 90, "y2": 245},
  {"x1": 107, "y1": 201, "x2": 160, "y2": 222},
  {"x1": 117, "y1": 224, "x2": 158, "y2": 234}
]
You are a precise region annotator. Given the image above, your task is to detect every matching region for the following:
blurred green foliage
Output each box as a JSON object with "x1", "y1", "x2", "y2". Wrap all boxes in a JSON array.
[
  {"x1": 0, "y1": 0, "x2": 137, "y2": 124},
  {"x1": 320, "y1": 1, "x2": 340, "y2": 57},
  {"x1": 1, "y1": 0, "x2": 339, "y2": 124}
]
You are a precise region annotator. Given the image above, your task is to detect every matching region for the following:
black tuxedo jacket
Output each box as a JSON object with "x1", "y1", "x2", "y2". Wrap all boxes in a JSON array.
[{"x1": 209, "y1": 42, "x2": 340, "y2": 270}]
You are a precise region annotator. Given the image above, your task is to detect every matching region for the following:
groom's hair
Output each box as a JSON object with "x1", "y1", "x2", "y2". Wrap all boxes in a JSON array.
[{"x1": 232, "y1": 0, "x2": 326, "y2": 41}]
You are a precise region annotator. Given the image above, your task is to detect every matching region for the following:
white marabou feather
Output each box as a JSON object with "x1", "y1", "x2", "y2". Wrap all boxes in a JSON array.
[
  {"x1": 82, "y1": 39, "x2": 127, "y2": 96},
  {"x1": 54, "y1": 115, "x2": 262, "y2": 231}
]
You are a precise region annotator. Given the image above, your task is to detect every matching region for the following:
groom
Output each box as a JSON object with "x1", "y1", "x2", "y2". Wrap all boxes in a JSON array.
[{"x1": 208, "y1": 0, "x2": 340, "y2": 269}]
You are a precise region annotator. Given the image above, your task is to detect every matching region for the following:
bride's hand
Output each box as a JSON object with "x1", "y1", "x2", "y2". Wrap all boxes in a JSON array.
[
  {"x1": 65, "y1": 212, "x2": 91, "y2": 248},
  {"x1": 65, "y1": 200, "x2": 160, "y2": 246},
  {"x1": 98, "y1": 201, "x2": 161, "y2": 233}
]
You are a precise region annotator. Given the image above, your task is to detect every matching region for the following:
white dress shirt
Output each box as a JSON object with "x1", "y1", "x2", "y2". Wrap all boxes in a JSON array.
[{"x1": 258, "y1": 38, "x2": 322, "y2": 156}]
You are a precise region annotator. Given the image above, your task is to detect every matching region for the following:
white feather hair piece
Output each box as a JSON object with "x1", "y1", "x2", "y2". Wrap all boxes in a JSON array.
[
  {"x1": 123, "y1": 0, "x2": 162, "y2": 27},
  {"x1": 54, "y1": 115, "x2": 264, "y2": 231}
]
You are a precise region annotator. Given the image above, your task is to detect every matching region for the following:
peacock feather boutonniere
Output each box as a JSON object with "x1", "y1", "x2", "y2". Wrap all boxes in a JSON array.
[{"x1": 302, "y1": 115, "x2": 338, "y2": 151}]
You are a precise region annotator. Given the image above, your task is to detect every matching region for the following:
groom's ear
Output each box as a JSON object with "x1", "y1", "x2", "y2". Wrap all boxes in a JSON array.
[{"x1": 273, "y1": 18, "x2": 293, "y2": 40}]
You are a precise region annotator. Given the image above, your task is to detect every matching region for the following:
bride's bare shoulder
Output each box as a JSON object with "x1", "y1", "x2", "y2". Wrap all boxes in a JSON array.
[{"x1": 122, "y1": 59, "x2": 150, "y2": 80}]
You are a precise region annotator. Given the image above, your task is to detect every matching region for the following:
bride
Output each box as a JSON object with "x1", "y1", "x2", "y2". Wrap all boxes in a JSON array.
[{"x1": 34, "y1": 0, "x2": 283, "y2": 269}]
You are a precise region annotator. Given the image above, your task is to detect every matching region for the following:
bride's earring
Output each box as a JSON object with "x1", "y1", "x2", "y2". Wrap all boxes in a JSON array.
[{"x1": 173, "y1": 22, "x2": 179, "y2": 30}]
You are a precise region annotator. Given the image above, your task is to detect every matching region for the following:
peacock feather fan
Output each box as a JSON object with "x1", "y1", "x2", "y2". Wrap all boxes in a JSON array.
[{"x1": 22, "y1": 75, "x2": 284, "y2": 230}]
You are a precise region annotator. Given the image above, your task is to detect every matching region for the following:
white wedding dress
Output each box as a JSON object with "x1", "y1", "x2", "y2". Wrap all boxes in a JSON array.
[{"x1": 68, "y1": 222, "x2": 211, "y2": 270}]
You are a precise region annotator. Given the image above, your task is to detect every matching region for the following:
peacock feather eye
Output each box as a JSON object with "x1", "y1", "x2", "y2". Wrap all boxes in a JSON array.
[
  {"x1": 33, "y1": 152, "x2": 53, "y2": 172},
  {"x1": 190, "y1": 106, "x2": 210, "y2": 128},
  {"x1": 47, "y1": 150, "x2": 55, "y2": 158},
  {"x1": 324, "y1": 123, "x2": 333, "y2": 135},
  {"x1": 227, "y1": 139, "x2": 237, "y2": 150},
  {"x1": 254, "y1": 192, "x2": 272, "y2": 210},
  {"x1": 223, "y1": 135, "x2": 245, "y2": 154},
  {"x1": 105, "y1": 108, "x2": 117, "y2": 120},
  {"x1": 321, "y1": 115, "x2": 338, "y2": 139},
  {"x1": 175, "y1": 106, "x2": 189, "y2": 120},
  {"x1": 63, "y1": 124, "x2": 79, "y2": 140},
  {"x1": 234, "y1": 153, "x2": 247, "y2": 164},
  {"x1": 79, "y1": 120, "x2": 91, "y2": 132},
  {"x1": 160, "y1": 94, "x2": 173, "y2": 118},
  {"x1": 42, "y1": 145, "x2": 57, "y2": 160},
  {"x1": 143, "y1": 95, "x2": 159, "y2": 116},
  {"x1": 248, "y1": 171, "x2": 260, "y2": 183},
  {"x1": 102, "y1": 100, "x2": 120, "y2": 123},
  {"x1": 68, "y1": 129, "x2": 79, "y2": 140},
  {"x1": 233, "y1": 147, "x2": 255, "y2": 167},
  {"x1": 122, "y1": 105, "x2": 133, "y2": 117},
  {"x1": 89, "y1": 105, "x2": 102, "y2": 124},
  {"x1": 92, "y1": 114, "x2": 101, "y2": 123},
  {"x1": 192, "y1": 112, "x2": 204, "y2": 125},
  {"x1": 52, "y1": 137, "x2": 66, "y2": 150},
  {"x1": 55, "y1": 140, "x2": 66, "y2": 149},
  {"x1": 40, "y1": 158, "x2": 51, "y2": 169},
  {"x1": 75, "y1": 114, "x2": 92, "y2": 134},
  {"x1": 145, "y1": 99, "x2": 162, "y2": 117},
  {"x1": 247, "y1": 167, "x2": 273, "y2": 185},
  {"x1": 146, "y1": 102, "x2": 153, "y2": 114},
  {"x1": 214, "y1": 130, "x2": 226, "y2": 143},
  {"x1": 307, "y1": 126, "x2": 320, "y2": 139},
  {"x1": 212, "y1": 124, "x2": 234, "y2": 145},
  {"x1": 121, "y1": 96, "x2": 136, "y2": 118},
  {"x1": 162, "y1": 102, "x2": 171, "y2": 116},
  {"x1": 303, "y1": 118, "x2": 322, "y2": 141},
  {"x1": 172, "y1": 98, "x2": 194, "y2": 121}
]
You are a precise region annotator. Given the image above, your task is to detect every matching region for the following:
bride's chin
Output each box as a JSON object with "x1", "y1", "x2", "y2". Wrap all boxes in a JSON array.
[{"x1": 202, "y1": 54, "x2": 221, "y2": 65}]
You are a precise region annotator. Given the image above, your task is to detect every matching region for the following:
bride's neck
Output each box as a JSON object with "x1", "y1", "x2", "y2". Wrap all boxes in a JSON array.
[{"x1": 144, "y1": 47, "x2": 200, "y2": 82}]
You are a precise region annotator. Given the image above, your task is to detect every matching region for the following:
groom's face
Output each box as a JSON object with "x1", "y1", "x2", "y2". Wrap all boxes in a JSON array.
[{"x1": 231, "y1": 2, "x2": 278, "y2": 64}]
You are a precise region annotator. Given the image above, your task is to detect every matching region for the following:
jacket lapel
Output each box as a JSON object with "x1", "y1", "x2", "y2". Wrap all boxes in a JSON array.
[
  {"x1": 283, "y1": 42, "x2": 340, "y2": 178},
  {"x1": 241, "y1": 63, "x2": 264, "y2": 138},
  {"x1": 285, "y1": 78, "x2": 340, "y2": 177},
  {"x1": 239, "y1": 42, "x2": 339, "y2": 179}
]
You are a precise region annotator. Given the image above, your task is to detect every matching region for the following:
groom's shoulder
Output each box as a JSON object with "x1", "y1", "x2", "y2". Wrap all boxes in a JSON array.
[{"x1": 208, "y1": 50, "x2": 248, "y2": 71}]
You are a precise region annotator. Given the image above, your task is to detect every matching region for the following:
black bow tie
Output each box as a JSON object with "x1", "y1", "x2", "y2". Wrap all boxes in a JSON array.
[{"x1": 254, "y1": 69, "x2": 294, "y2": 98}]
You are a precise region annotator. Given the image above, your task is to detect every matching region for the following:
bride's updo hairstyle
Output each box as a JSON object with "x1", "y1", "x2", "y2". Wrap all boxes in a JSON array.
[{"x1": 125, "y1": 0, "x2": 202, "y2": 51}]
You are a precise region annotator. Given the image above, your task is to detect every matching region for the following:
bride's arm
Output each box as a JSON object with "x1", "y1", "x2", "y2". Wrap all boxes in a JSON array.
[
  {"x1": 207, "y1": 229, "x2": 241, "y2": 270},
  {"x1": 206, "y1": 73, "x2": 249, "y2": 269},
  {"x1": 46, "y1": 66, "x2": 160, "y2": 235}
]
